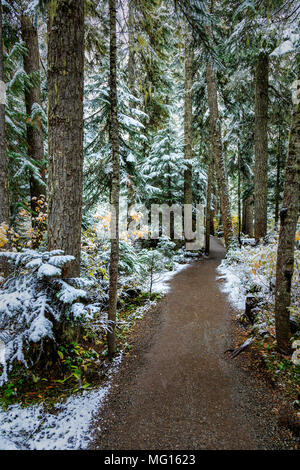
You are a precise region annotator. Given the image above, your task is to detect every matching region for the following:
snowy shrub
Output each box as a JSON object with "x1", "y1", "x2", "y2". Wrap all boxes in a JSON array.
[
  {"x1": 0, "y1": 249, "x2": 111, "y2": 385},
  {"x1": 83, "y1": 225, "x2": 190, "y2": 300},
  {"x1": 218, "y1": 237, "x2": 300, "y2": 337}
]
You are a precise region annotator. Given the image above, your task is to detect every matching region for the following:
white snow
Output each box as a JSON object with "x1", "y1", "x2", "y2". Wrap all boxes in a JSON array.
[
  {"x1": 216, "y1": 240, "x2": 300, "y2": 336},
  {"x1": 0, "y1": 353, "x2": 123, "y2": 450},
  {"x1": 151, "y1": 263, "x2": 190, "y2": 294},
  {"x1": 216, "y1": 265, "x2": 246, "y2": 312},
  {"x1": 0, "y1": 341, "x2": 5, "y2": 365},
  {"x1": 271, "y1": 40, "x2": 294, "y2": 57}
]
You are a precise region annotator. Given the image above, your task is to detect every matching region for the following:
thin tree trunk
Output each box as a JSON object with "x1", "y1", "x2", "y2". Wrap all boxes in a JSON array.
[
  {"x1": 237, "y1": 143, "x2": 241, "y2": 243},
  {"x1": 47, "y1": 0, "x2": 84, "y2": 277},
  {"x1": 0, "y1": 0, "x2": 10, "y2": 228},
  {"x1": 184, "y1": 27, "x2": 193, "y2": 208},
  {"x1": 107, "y1": 0, "x2": 120, "y2": 360},
  {"x1": 274, "y1": 125, "x2": 281, "y2": 227},
  {"x1": 254, "y1": 53, "x2": 269, "y2": 240},
  {"x1": 127, "y1": 0, "x2": 135, "y2": 207},
  {"x1": 205, "y1": 141, "x2": 214, "y2": 254},
  {"x1": 210, "y1": 173, "x2": 216, "y2": 235},
  {"x1": 242, "y1": 194, "x2": 254, "y2": 237},
  {"x1": 21, "y1": 13, "x2": 46, "y2": 247},
  {"x1": 275, "y1": 68, "x2": 300, "y2": 355},
  {"x1": 206, "y1": 61, "x2": 234, "y2": 250}
]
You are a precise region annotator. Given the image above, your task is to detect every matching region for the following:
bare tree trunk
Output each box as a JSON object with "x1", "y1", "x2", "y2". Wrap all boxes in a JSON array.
[
  {"x1": 127, "y1": 0, "x2": 135, "y2": 207},
  {"x1": 47, "y1": 0, "x2": 84, "y2": 277},
  {"x1": 184, "y1": 26, "x2": 193, "y2": 208},
  {"x1": 242, "y1": 194, "x2": 254, "y2": 237},
  {"x1": 274, "y1": 125, "x2": 281, "y2": 228},
  {"x1": 275, "y1": 69, "x2": 300, "y2": 355},
  {"x1": 21, "y1": 13, "x2": 46, "y2": 247},
  {"x1": 0, "y1": 0, "x2": 10, "y2": 228},
  {"x1": 210, "y1": 173, "x2": 216, "y2": 235},
  {"x1": 205, "y1": 141, "x2": 214, "y2": 254},
  {"x1": 206, "y1": 61, "x2": 234, "y2": 250},
  {"x1": 237, "y1": 143, "x2": 241, "y2": 243},
  {"x1": 107, "y1": 0, "x2": 120, "y2": 360},
  {"x1": 254, "y1": 53, "x2": 269, "y2": 240}
]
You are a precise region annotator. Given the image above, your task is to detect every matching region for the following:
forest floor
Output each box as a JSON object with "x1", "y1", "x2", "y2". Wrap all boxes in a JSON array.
[{"x1": 90, "y1": 237, "x2": 298, "y2": 450}]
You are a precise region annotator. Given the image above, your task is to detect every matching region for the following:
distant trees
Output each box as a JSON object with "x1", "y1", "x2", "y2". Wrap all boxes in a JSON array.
[
  {"x1": 47, "y1": 0, "x2": 85, "y2": 277},
  {"x1": 1, "y1": 0, "x2": 299, "y2": 363}
]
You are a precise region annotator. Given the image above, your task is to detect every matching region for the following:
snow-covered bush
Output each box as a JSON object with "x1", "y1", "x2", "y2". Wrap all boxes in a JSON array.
[
  {"x1": 0, "y1": 249, "x2": 111, "y2": 385},
  {"x1": 218, "y1": 237, "x2": 300, "y2": 337}
]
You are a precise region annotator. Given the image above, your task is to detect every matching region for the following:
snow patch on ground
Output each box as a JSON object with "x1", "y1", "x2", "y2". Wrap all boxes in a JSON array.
[
  {"x1": 216, "y1": 262, "x2": 245, "y2": 312},
  {"x1": 0, "y1": 352, "x2": 123, "y2": 450},
  {"x1": 151, "y1": 263, "x2": 190, "y2": 294}
]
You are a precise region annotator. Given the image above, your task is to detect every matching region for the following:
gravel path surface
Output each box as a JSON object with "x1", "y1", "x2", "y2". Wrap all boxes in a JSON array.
[{"x1": 90, "y1": 237, "x2": 296, "y2": 450}]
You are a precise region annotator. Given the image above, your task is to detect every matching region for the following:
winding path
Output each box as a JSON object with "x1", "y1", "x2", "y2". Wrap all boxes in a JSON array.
[{"x1": 90, "y1": 237, "x2": 293, "y2": 450}]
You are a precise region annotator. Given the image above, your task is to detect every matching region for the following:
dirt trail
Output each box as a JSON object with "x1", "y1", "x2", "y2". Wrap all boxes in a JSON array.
[{"x1": 90, "y1": 237, "x2": 294, "y2": 450}]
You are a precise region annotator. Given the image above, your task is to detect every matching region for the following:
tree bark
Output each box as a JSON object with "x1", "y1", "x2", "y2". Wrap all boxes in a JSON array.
[
  {"x1": 237, "y1": 143, "x2": 241, "y2": 242},
  {"x1": 274, "y1": 125, "x2": 281, "y2": 227},
  {"x1": 205, "y1": 140, "x2": 214, "y2": 254},
  {"x1": 47, "y1": 0, "x2": 84, "y2": 277},
  {"x1": 242, "y1": 194, "x2": 254, "y2": 237},
  {"x1": 0, "y1": 0, "x2": 10, "y2": 228},
  {"x1": 184, "y1": 27, "x2": 193, "y2": 208},
  {"x1": 107, "y1": 0, "x2": 120, "y2": 360},
  {"x1": 254, "y1": 53, "x2": 269, "y2": 240},
  {"x1": 206, "y1": 61, "x2": 234, "y2": 250},
  {"x1": 275, "y1": 68, "x2": 300, "y2": 355},
  {"x1": 127, "y1": 0, "x2": 135, "y2": 207},
  {"x1": 21, "y1": 13, "x2": 46, "y2": 247}
]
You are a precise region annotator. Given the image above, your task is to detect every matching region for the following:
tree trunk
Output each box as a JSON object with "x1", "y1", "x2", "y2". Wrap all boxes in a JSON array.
[
  {"x1": 206, "y1": 61, "x2": 234, "y2": 250},
  {"x1": 127, "y1": 0, "x2": 135, "y2": 208},
  {"x1": 0, "y1": 0, "x2": 10, "y2": 228},
  {"x1": 205, "y1": 140, "x2": 214, "y2": 254},
  {"x1": 184, "y1": 27, "x2": 193, "y2": 208},
  {"x1": 275, "y1": 68, "x2": 300, "y2": 355},
  {"x1": 21, "y1": 13, "x2": 46, "y2": 248},
  {"x1": 237, "y1": 143, "x2": 241, "y2": 242},
  {"x1": 47, "y1": 0, "x2": 84, "y2": 277},
  {"x1": 242, "y1": 194, "x2": 254, "y2": 237},
  {"x1": 274, "y1": 125, "x2": 281, "y2": 228},
  {"x1": 107, "y1": 0, "x2": 120, "y2": 360},
  {"x1": 254, "y1": 53, "x2": 269, "y2": 240}
]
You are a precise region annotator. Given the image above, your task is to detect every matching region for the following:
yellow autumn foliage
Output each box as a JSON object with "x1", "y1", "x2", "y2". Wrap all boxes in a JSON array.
[{"x1": 0, "y1": 223, "x2": 9, "y2": 248}]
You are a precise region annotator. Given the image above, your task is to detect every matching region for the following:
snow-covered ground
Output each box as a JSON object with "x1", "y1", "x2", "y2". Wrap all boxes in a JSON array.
[
  {"x1": 0, "y1": 353, "x2": 122, "y2": 450},
  {"x1": 151, "y1": 262, "x2": 190, "y2": 294},
  {"x1": 216, "y1": 241, "x2": 300, "y2": 337},
  {"x1": 0, "y1": 261, "x2": 191, "y2": 450},
  {"x1": 216, "y1": 264, "x2": 246, "y2": 312}
]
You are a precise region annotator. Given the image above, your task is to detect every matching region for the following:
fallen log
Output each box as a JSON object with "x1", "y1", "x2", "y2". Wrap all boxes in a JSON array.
[{"x1": 224, "y1": 337, "x2": 254, "y2": 359}]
